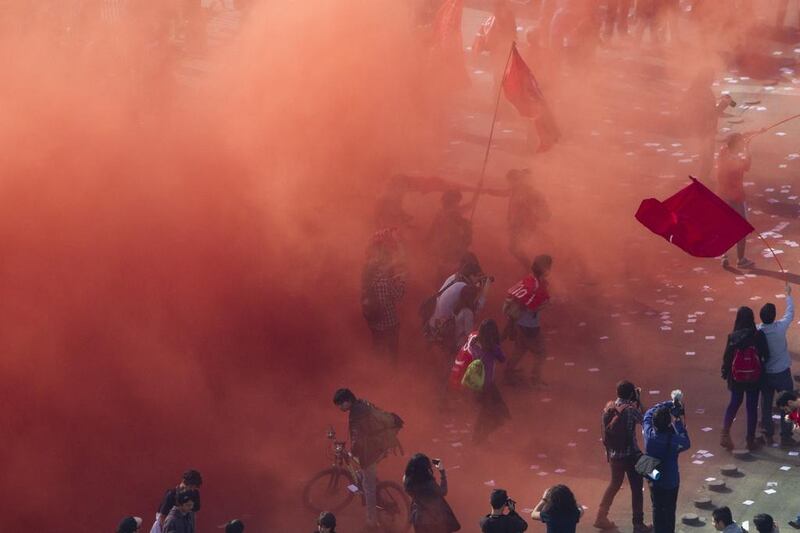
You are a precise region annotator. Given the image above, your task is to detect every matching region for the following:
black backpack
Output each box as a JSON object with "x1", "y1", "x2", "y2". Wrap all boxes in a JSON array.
[{"x1": 602, "y1": 402, "x2": 631, "y2": 453}]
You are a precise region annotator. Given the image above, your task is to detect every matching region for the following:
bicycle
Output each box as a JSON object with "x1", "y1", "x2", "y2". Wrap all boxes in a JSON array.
[{"x1": 302, "y1": 426, "x2": 411, "y2": 532}]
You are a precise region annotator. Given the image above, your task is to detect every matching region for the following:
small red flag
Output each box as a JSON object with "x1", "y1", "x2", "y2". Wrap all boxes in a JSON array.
[
  {"x1": 502, "y1": 43, "x2": 560, "y2": 150},
  {"x1": 635, "y1": 177, "x2": 755, "y2": 257}
]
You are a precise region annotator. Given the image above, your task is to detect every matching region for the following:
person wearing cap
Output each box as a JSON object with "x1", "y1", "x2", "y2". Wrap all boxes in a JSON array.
[
  {"x1": 163, "y1": 491, "x2": 196, "y2": 533},
  {"x1": 505, "y1": 169, "x2": 550, "y2": 272},
  {"x1": 153, "y1": 469, "x2": 202, "y2": 532},
  {"x1": 117, "y1": 516, "x2": 143, "y2": 533},
  {"x1": 480, "y1": 488, "x2": 528, "y2": 533},
  {"x1": 316, "y1": 511, "x2": 336, "y2": 533},
  {"x1": 225, "y1": 519, "x2": 245, "y2": 533}
]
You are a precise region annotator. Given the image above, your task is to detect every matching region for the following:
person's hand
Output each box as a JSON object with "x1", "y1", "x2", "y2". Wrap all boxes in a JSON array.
[
  {"x1": 507, "y1": 500, "x2": 516, "y2": 512},
  {"x1": 434, "y1": 460, "x2": 444, "y2": 472},
  {"x1": 786, "y1": 283, "x2": 792, "y2": 295},
  {"x1": 541, "y1": 488, "x2": 549, "y2": 500}
]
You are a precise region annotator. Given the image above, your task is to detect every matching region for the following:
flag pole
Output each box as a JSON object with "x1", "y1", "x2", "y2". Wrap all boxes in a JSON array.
[
  {"x1": 469, "y1": 42, "x2": 516, "y2": 222},
  {"x1": 748, "y1": 112, "x2": 800, "y2": 141},
  {"x1": 757, "y1": 233, "x2": 785, "y2": 273}
]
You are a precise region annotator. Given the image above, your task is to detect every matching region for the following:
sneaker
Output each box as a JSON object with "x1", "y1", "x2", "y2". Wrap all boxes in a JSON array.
[
  {"x1": 633, "y1": 524, "x2": 654, "y2": 533},
  {"x1": 593, "y1": 517, "x2": 617, "y2": 530},
  {"x1": 789, "y1": 520, "x2": 800, "y2": 530},
  {"x1": 721, "y1": 257, "x2": 730, "y2": 268},
  {"x1": 737, "y1": 258, "x2": 755, "y2": 269}
]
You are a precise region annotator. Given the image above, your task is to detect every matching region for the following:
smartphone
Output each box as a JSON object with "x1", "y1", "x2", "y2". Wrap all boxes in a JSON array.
[{"x1": 432, "y1": 458, "x2": 441, "y2": 467}]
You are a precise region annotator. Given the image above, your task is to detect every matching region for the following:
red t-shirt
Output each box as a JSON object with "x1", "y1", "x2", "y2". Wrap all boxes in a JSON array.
[{"x1": 716, "y1": 145, "x2": 751, "y2": 203}]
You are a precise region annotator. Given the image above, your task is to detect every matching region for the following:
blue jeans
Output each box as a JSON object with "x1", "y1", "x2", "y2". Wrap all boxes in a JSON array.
[
  {"x1": 761, "y1": 369, "x2": 795, "y2": 438},
  {"x1": 723, "y1": 389, "x2": 759, "y2": 439}
]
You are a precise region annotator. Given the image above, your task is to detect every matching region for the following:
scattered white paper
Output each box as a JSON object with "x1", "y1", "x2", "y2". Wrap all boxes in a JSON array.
[
  {"x1": 555, "y1": 468, "x2": 566, "y2": 474},
  {"x1": 451, "y1": 442, "x2": 463, "y2": 448},
  {"x1": 743, "y1": 500, "x2": 754, "y2": 506},
  {"x1": 765, "y1": 489, "x2": 776, "y2": 495},
  {"x1": 705, "y1": 336, "x2": 716, "y2": 340},
  {"x1": 348, "y1": 484, "x2": 360, "y2": 493},
  {"x1": 692, "y1": 460, "x2": 705, "y2": 465},
  {"x1": 780, "y1": 465, "x2": 792, "y2": 471},
  {"x1": 686, "y1": 351, "x2": 696, "y2": 356},
  {"x1": 788, "y1": 451, "x2": 799, "y2": 456},
  {"x1": 701, "y1": 427, "x2": 713, "y2": 432},
  {"x1": 484, "y1": 480, "x2": 496, "y2": 486},
  {"x1": 649, "y1": 390, "x2": 661, "y2": 395}
]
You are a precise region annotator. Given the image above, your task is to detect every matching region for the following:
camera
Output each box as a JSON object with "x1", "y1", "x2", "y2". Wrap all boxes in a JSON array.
[
  {"x1": 432, "y1": 458, "x2": 441, "y2": 467},
  {"x1": 506, "y1": 499, "x2": 516, "y2": 511},
  {"x1": 670, "y1": 390, "x2": 685, "y2": 417}
]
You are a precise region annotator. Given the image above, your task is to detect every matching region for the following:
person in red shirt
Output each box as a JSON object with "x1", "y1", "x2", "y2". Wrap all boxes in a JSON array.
[
  {"x1": 717, "y1": 132, "x2": 756, "y2": 269},
  {"x1": 776, "y1": 390, "x2": 800, "y2": 427}
]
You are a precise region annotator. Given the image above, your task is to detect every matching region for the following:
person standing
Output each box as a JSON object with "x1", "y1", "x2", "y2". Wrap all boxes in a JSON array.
[
  {"x1": 758, "y1": 283, "x2": 797, "y2": 447},
  {"x1": 427, "y1": 190, "x2": 474, "y2": 282},
  {"x1": 682, "y1": 69, "x2": 730, "y2": 182},
  {"x1": 403, "y1": 454, "x2": 460, "y2": 533},
  {"x1": 315, "y1": 512, "x2": 336, "y2": 533},
  {"x1": 594, "y1": 381, "x2": 651, "y2": 532},
  {"x1": 163, "y1": 492, "x2": 197, "y2": 533},
  {"x1": 530, "y1": 485, "x2": 582, "y2": 533},
  {"x1": 717, "y1": 133, "x2": 757, "y2": 269},
  {"x1": 721, "y1": 306, "x2": 769, "y2": 451},
  {"x1": 362, "y1": 229, "x2": 406, "y2": 362},
  {"x1": 152, "y1": 470, "x2": 202, "y2": 533},
  {"x1": 471, "y1": 319, "x2": 510, "y2": 444},
  {"x1": 481, "y1": 489, "x2": 528, "y2": 533},
  {"x1": 333, "y1": 388, "x2": 404, "y2": 530},
  {"x1": 643, "y1": 400, "x2": 691, "y2": 533},
  {"x1": 503, "y1": 255, "x2": 552, "y2": 387},
  {"x1": 506, "y1": 169, "x2": 550, "y2": 272}
]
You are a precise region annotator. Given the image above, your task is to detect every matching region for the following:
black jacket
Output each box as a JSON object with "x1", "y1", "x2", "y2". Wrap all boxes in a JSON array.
[
  {"x1": 480, "y1": 511, "x2": 528, "y2": 533},
  {"x1": 163, "y1": 507, "x2": 194, "y2": 533},
  {"x1": 722, "y1": 328, "x2": 769, "y2": 392},
  {"x1": 407, "y1": 473, "x2": 459, "y2": 532}
]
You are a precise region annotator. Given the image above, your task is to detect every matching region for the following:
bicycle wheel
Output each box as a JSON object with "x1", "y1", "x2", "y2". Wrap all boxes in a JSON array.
[
  {"x1": 376, "y1": 481, "x2": 411, "y2": 532},
  {"x1": 302, "y1": 467, "x2": 356, "y2": 513}
]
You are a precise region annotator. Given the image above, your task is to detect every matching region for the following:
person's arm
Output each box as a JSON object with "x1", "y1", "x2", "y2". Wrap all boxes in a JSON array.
[
  {"x1": 778, "y1": 287, "x2": 794, "y2": 328},
  {"x1": 530, "y1": 489, "x2": 548, "y2": 521},
  {"x1": 672, "y1": 418, "x2": 691, "y2": 452},
  {"x1": 721, "y1": 340, "x2": 733, "y2": 380},
  {"x1": 495, "y1": 346, "x2": 506, "y2": 363},
  {"x1": 438, "y1": 469, "x2": 448, "y2": 497},
  {"x1": 509, "y1": 509, "x2": 529, "y2": 531}
]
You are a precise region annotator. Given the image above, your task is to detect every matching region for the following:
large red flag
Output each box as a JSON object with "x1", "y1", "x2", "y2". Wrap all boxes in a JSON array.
[
  {"x1": 502, "y1": 43, "x2": 560, "y2": 150},
  {"x1": 635, "y1": 177, "x2": 755, "y2": 257}
]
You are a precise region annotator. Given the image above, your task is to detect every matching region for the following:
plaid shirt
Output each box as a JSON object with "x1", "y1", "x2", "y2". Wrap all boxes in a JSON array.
[
  {"x1": 604, "y1": 399, "x2": 644, "y2": 460},
  {"x1": 368, "y1": 272, "x2": 405, "y2": 331}
]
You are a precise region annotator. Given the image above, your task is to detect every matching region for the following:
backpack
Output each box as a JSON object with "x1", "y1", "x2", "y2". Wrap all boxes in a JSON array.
[
  {"x1": 601, "y1": 402, "x2": 631, "y2": 453},
  {"x1": 419, "y1": 279, "x2": 458, "y2": 326},
  {"x1": 731, "y1": 345, "x2": 762, "y2": 383},
  {"x1": 461, "y1": 359, "x2": 485, "y2": 391},
  {"x1": 502, "y1": 297, "x2": 525, "y2": 321},
  {"x1": 367, "y1": 405, "x2": 405, "y2": 457}
]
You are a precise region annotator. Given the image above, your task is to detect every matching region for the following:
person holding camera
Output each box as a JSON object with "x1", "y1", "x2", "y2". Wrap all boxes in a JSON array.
[
  {"x1": 530, "y1": 484, "x2": 582, "y2": 533},
  {"x1": 643, "y1": 396, "x2": 691, "y2": 533},
  {"x1": 480, "y1": 488, "x2": 528, "y2": 533},
  {"x1": 594, "y1": 381, "x2": 651, "y2": 532},
  {"x1": 403, "y1": 454, "x2": 460, "y2": 533}
]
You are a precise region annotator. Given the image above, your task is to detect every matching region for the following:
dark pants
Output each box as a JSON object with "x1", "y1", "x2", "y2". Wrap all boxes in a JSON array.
[
  {"x1": 723, "y1": 388, "x2": 759, "y2": 439},
  {"x1": 599, "y1": 456, "x2": 645, "y2": 525},
  {"x1": 761, "y1": 369, "x2": 795, "y2": 438},
  {"x1": 507, "y1": 324, "x2": 544, "y2": 381},
  {"x1": 650, "y1": 484, "x2": 679, "y2": 533},
  {"x1": 370, "y1": 326, "x2": 399, "y2": 362},
  {"x1": 474, "y1": 383, "x2": 510, "y2": 443}
]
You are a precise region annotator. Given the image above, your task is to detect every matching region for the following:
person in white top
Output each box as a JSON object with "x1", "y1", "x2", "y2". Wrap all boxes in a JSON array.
[{"x1": 757, "y1": 283, "x2": 797, "y2": 447}]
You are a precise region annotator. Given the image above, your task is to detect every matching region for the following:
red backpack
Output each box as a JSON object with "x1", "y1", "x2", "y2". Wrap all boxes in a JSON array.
[{"x1": 731, "y1": 345, "x2": 762, "y2": 383}]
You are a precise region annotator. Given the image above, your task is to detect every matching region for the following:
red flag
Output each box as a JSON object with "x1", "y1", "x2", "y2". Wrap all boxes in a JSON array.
[
  {"x1": 635, "y1": 177, "x2": 755, "y2": 257},
  {"x1": 502, "y1": 43, "x2": 560, "y2": 150}
]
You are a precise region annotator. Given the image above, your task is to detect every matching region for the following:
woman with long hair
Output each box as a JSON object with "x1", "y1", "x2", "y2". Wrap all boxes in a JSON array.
[
  {"x1": 720, "y1": 306, "x2": 769, "y2": 450},
  {"x1": 471, "y1": 319, "x2": 510, "y2": 444},
  {"x1": 531, "y1": 484, "x2": 583, "y2": 533},
  {"x1": 403, "y1": 454, "x2": 460, "y2": 533}
]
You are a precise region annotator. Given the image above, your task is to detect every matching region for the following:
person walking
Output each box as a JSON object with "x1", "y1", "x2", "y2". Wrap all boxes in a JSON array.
[
  {"x1": 721, "y1": 306, "x2": 770, "y2": 451},
  {"x1": 717, "y1": 133, "x2": 758, "y2": 269},
  {"x1": 594, "y1": 381, "x2": 651, "y2": 532},
  {"x1": 643, "y1": 400, "x2": 691, "y2": 533},
  {"x1": 403, "y1": 454, "x2": 460, "y2": 533},
  {"x1": 333, "y1": 388, "x2": 404, "y2": 530},
  {"x1": 361, "y1": 228, "x2": 406, "y2": 362},
  {"x1": 481, "y1": 488, "x2": 528, "y2": 533},
  {"x1": 503, "y1": 255, "x2": 552, "y2": 387},
  {"x1": 470, "y1": 319, "x2": 510, "y2": 444},
  {"x1": 758, "y1": 284, "x2": 797, "y2": 447},
  {"x1": 530, "y1": 485, "x2": 582, "y2": 533}
]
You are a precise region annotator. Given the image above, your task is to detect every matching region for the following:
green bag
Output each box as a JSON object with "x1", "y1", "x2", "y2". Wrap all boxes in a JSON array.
[{"x1": 461, "y1": 358, "x2": 485, "y2": 391}]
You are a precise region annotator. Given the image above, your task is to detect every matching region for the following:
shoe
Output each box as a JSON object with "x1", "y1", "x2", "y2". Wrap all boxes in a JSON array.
[
  {"x1": 633, "y1": 524, "x2": 654, "y2": 533},
  {"x1": 593, "y1": 517, "x2": 617, "y2": 530},
  {"x1": 746, "y1": 436, "x2": 762, "y2": 451},
  {"x1": 737, "y1": 258, "x2": 755, "y2": 269},
  {"x1": 720, "y1": 430, "x2": 734, "y2": 451},
  {"x1": 721, "y1": 257, "x2": 730, "y2": 268},
  {"x1": 781, "y1": 436, "x2": 800, "y2": 448},
  {"x1": 788, "y1": 520, "x2": 800, "y2": 529}
]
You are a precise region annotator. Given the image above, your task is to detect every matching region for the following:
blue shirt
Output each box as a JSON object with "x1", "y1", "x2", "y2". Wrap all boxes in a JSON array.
[
  {"x1": 758, "y1": 294, "x2": 794, "y2": 374},
  {"x1": 643, "y1": 401, "x2": 691, "y2": 489}
]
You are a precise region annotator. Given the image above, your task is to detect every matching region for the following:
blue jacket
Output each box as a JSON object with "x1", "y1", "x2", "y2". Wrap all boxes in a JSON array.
[{"x1": 643, "y1": 401, "x2": 691, "y2": 489}]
